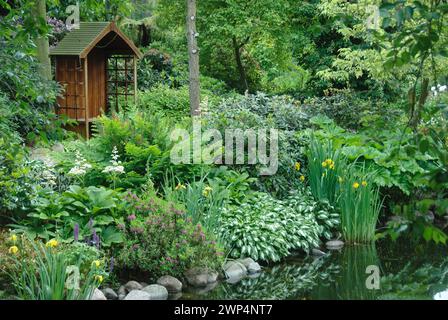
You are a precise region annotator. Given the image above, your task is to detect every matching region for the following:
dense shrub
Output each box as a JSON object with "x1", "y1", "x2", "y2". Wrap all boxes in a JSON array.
[
  {"x1": 0, "y1": 41, "x2": 64, "y2": 142},
  {"x1": 116, "y1": 190, "x2": 223, "y2": 279},
  {"x1": 302, "y1": 91, "x2": 402, "y2": 131},
  {"x1": 219, "y1": 190, "x2": 339, "y2": 262},
  {"x1": 204, "y1": 92, "x2": 310, "y2": 197}
]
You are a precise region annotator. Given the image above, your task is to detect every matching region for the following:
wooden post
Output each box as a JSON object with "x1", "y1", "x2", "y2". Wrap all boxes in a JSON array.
[
  {"x1": 186, "y1": 0, "x2": 200, "y2": 116},
  {"x1": 134, "y1": 56, "x2": 138, "y2": 104},
  {"x1": 84, "y1": 58, "x2": 90, "y2": 139}
]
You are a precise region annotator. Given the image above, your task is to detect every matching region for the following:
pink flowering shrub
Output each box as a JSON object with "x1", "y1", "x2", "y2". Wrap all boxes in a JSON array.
[{"x1": 116, "y1": 191, "x2": 223, "y2": 279}]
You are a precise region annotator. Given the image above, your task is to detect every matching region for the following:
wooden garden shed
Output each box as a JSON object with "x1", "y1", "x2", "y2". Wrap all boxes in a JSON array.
[{"x1": 50, "y1": 21, "x2": 143, "y2": 138}]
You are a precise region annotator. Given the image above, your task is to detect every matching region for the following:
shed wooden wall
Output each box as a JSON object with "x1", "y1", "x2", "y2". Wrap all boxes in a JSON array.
[
  {"x1": 55, "y1": 56, "x2": 86, "y2": 120},
  {"x1": 87, "y1": 49, "x2": 106, "y2": 119}
]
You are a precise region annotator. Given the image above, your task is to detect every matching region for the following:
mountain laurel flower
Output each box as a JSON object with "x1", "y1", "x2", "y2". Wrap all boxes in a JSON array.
[
  {"x1": 46, "y1": 239, "x2": 58, "y2": 248},
  {"x1": 92, "y1": 260, "x2": 101, "y2": 268},
  {"x1": 294, "y1": 162, "x2": 301, "y2": 171},
  {"x1": 353, "y1": 182, "x2": 360, "y2": 189},
  {"x1": 95, "y1": 275, "x2": 104, "y2": 283},
  {"x1": 299, "y1": 175, "x2": 305, "y2": 182},
  {"x1": 202, "y1": 186, "x2": 213, "y2": 197},
  {"x1": 362, "y1": 181, "x2": 368, "y2": 187},
  {"x1": 9, "y1": 246, "x2": 19, "y2": 254}
]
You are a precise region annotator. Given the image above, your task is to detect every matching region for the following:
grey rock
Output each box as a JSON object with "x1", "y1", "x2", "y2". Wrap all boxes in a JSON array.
[
  {"x1": 326, "y1": 240, "x2": 344, "y2": 250},
  {"x1": 247, "y1": 272, "x2": 261, "y2": 279},
  {"x1": 51, "y1": 143, "x2": 64, "y2": 153},
  {"x1": 237, "y1": 258, "x2": 261, "y2": 274},
  {"x1": 157, "y1": 275, "x2": 183, "y2": 293},
  {"x1": 247, "y1": 262, "x2": 261, "y2": 274},
  {"x1": 90, "y1": 288, "x2": 107, "y2": 300},
  {"x1": 207, "y1": 271, "x2": 219, "y2": 283},
  {"x1": 101, "y1": 288, "x2": 118, "y2": 300},
  {"x1": 124, "y1": 280, "x2": 143, "y2": 292},
  {"x1": 312, "y1": 248, "x2": 326, "y2": 256},
  {"x1": 237, "y1": 258, "x2": 256, "y2": 268},
  {"x1": 118, "y1": 294, "x2": 126, "y2": 300},
  {"x1": 123, "y1": 290, "x2": 151, "y2": 300},
  {"x1": 184, "y1": 267, "x2": 218, "y2": 287},
  {"x1": 434, "y1": 289, "x2": 448, "y2": 300},
  {"x1": 140, "y1": 282, "x2": 149, "y2": 288},
  {"x1": 188, "y1": 281, "x2": 218, "y2": 295},
  {"x1": 142, "y1": 284, "x2": 168, "y2": 300},
  {"x1": 118, "y1": 285, "x2": 126, "y2": 294},
  {"x1": 224, "y1": 260, "x2": 247, "y2": 280}
]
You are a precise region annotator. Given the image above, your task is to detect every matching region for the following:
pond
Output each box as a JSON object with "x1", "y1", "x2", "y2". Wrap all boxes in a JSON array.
[{"x1": 182, "y1": 240, "x2": 448, "y2": 300}]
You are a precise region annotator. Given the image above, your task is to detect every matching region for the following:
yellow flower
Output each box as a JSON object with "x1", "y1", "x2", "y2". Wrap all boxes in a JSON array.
[
  {"x1": 45, "y1": 239, "x2": 58, "y2": 248},
  {"x1": 202, "y1": 186, "x2": 213, "y2": 197},
  {"x1": 95, "y1": 275, "x2": 104, "y2": 283},
  {"x1": 325, "y1": 159, "x2": 333, "y2": 165},
  {"x1": 8, "y1": 246, "x2": 19, "y2": 254},
  {"x1": 329, "y1": 163, "x2": 335, "y2": 170},
  {"x1": 175, "y1": 182, "x2": 186, "y2": 191},
  {"x1": 294, "y1": 162, "x2": 301, "y2": 171},
  {"x1": 321, "y1": 161, "x2": 327, "y2": 168},
  {"x1": 92, "y1": 260, "x2": 101, "y2": 268},
  {"x1": 10, "y1": 234, "x2": 17, "y2": 242},
  {"x1": 362, "y1": 181, "x2": 368, "y2": 187},
  {"x1": 353, "y1": 182, "x2": 360, "y2": 189},
  {"x1": 299, "y1": 175, "x2": 305, "y2": 182}
]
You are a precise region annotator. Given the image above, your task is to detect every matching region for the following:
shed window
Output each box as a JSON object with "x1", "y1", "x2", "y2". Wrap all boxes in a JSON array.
[{"x1": 106, "y1": 54, "x2": 135, "y2": 114}]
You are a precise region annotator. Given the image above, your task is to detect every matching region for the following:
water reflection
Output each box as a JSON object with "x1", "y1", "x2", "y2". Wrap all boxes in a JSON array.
[
  {"x1": 183, "y1": 242, "x2": 448, "y2": 300},
  {"x1": 310, "y1": 244, "x2": 380, "y2": 300}
]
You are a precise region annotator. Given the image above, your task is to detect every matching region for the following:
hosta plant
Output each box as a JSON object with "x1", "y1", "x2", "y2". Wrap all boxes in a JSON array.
[{"x1": 219, "y1": 192, "x2": 333, "y2": 262}]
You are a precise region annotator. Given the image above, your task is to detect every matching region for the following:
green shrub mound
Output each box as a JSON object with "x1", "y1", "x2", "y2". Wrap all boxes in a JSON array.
[{"x1": 219, "y1": 189, "x2": 339, "y2": 262}]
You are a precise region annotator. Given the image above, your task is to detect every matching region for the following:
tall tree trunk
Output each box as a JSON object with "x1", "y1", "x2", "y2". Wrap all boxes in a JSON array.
[
  {"x1": 138, "y1": 24, "x2": 151, "y2": 47},
  {"x1": 186, "y1": 0, "x2": 200, "y2": 116},
  {"x1": 232, "y1": 36, "x2": 249, "y2": 93},
  {"x1": 33, "y1": 0, "x2": 51, "y2": 80},
  {"x1": 410, "y1": 77, "x2": 429, "y2": 129}
]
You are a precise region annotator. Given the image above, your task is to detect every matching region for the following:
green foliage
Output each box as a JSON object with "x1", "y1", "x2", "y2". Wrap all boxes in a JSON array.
[
  {"x1": 12, "y1": 186, "x2": 124, "y2": 247},
  {"x1": 204, "y1": 92, "x2": 310, "y2": 197},
  {"x1": 164, "y1": 174, "x2": 229, "y2": 234},
  {"x1": 219, "y1": 191, "x2": 338, "y2": 262},
  {"x1": 306, "y1": 136, "x2": 345, "y2": 206},
  {"x1": 138, "y1": 85, "x2": 191, "y2": 120},
  {"x1": 380, "y1": 258, "x2": 448, "y2": 300},
  {"x1": 338, "y1": 164, "x2": 383, "y2": 243},
  {"x1": 7, "y1": 239, "x2": 104, "y2": 300},
  {"x1": 309, "y1": 115, "x2": 435, "y2": 195},
  {"x1": 117, "y1": 190, "x2": 223, "y2": 279},
  {"x1": 0, "y1": 136, "x2": 39, "y2": 214},
  {"x1": 303, "y1": 91, "x2": 402, "y2": 130},
  {"x1": 379, "y1": 198, "x2": 448, "y2": 245},
  {"x1": 0, "y1": 8, "x2": 64, "y2": 142}
]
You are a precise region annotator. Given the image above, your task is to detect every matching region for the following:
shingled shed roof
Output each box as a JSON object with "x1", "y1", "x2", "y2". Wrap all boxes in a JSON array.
[{"x1": 50, "y1": 21, "x2": 143, "y2": 59}]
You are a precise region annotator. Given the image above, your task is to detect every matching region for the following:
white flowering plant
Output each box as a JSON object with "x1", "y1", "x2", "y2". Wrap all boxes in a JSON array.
[
  {"x1": 67, "y1": 150, "x2": 92, "y2": 186},
  {"x1": 102, "y1": 146, "x2": 125, "y2": 189}
]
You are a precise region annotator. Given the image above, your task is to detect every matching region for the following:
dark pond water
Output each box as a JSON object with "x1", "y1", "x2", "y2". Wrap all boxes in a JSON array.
[{"x1": 181, "y1": 240, "x2": 448, "y2": 300}]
